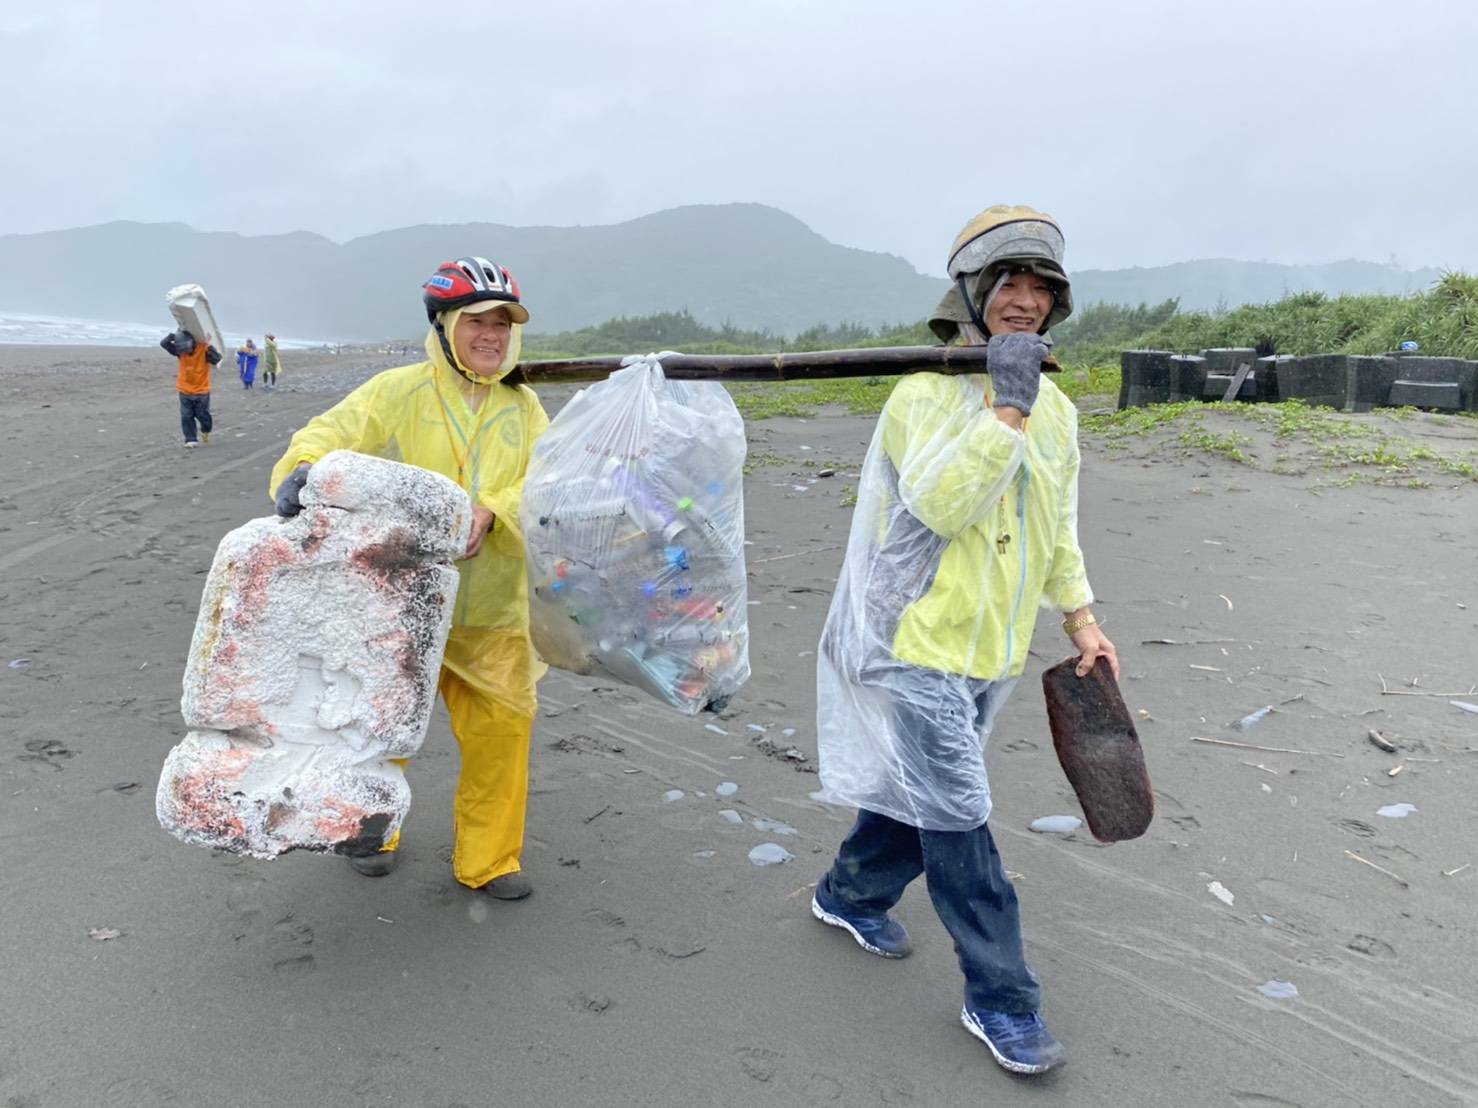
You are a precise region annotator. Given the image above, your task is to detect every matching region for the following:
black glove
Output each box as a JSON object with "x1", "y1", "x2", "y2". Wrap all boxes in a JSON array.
[
  {"x1": 985, "y1": 332, "x2": 1048, "y2": 416},
  {"x1": 274, "y1": 464, "x2": 311, "y2": 517}
]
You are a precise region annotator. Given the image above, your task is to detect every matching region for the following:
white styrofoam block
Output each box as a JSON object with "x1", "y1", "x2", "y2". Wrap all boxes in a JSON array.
[
  {"x1": 159, "y1": 451, "x2": 470, "y2": 858},
  {"x1": 157, "y1": 730, "x2": 411, "y2": 860}
]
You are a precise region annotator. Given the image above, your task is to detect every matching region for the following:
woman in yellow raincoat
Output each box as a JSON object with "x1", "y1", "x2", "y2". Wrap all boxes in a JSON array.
[
  {"x1": 810, "y1": 207, "x2": 1118, "y2": 1073},
  {"x1": 269, "y1": 256, "x2": 547, "y2": 899}
]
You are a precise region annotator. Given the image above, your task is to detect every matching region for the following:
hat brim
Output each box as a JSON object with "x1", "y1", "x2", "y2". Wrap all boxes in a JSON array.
[{"x1": 460, "y1": 298, "x2": 530, "y2": 324}]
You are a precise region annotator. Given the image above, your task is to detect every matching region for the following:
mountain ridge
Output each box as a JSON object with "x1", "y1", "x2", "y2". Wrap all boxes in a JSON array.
[{"x1": 0, "y1": 205, "x2": 1444, "y2": 340}]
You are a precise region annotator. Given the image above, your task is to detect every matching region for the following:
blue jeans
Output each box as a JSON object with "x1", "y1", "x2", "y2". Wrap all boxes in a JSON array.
[
  {"x1": 179, "y1": 392, "x2": 213, "y2": 443},
  {"x1": 820, "y1": 808, "x2": 1041, "y2": 1013}
]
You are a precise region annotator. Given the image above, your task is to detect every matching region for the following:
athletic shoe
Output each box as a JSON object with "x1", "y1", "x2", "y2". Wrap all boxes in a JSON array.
[
  {"x1": 184, "y1": 440, "x2": 198, "y2": 449},
  {"x1": 483, "y1": 872, "x2": 532, "y2": 900},
  {"x1": 810, "y1": 885, "x2": 912, "y2": 958},
  {"x1": 961, "y1": 1007, "x2": 1066, "y2": 1074},
  {"x1": 348, "y1": 851, "x2": 397, "y2": 877}
]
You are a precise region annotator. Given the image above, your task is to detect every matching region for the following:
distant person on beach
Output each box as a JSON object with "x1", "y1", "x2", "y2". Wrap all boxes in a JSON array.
[
  {"x1": 810, "y1": 205, "x2": 1117, "y2": 1075},
  {"x1": 268, "y1": 256, "x2": 548, "y2": 901},
  {"x1": 160, "y1": 329, "x2": 221, "y2": 448},
  {"x1": 236, "y1": 339, "x2": 259, "y2": 390},
  {"x1": 262, "y1": 333, "x2": 281, "y2": 390}
]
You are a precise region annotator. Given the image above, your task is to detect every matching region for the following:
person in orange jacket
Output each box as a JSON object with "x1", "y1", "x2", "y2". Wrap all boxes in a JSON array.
[{"x1": 161, "y1": 330, "x2": 222, "y2": 448}]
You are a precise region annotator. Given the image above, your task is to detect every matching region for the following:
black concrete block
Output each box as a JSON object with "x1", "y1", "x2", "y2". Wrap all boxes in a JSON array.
[
  {"x1": 1201, "y1": 348, "x2": 1259, "y2": 376},
  {"x1": 1385, "y1": 357, "x2": 1476, "y2": 409},
  {"x1": 1168, "y1": 355, "x2": 1207, "y2": 403},
  {"x1": 1254, "y1": 356, "x2": 1295, "y2": 403},
  {"x1": 1388, "y1": 380, "x2": 1463, "y2": 410},
  {"x1": 1203, "y1": 373, "x2": 1258, "y2": 401},
  {"x1": 1118, "y1": 350, "x2": 1174, "y2": 409},
  {"x1": 1278, "y1": 355, "x2": 1348, "y2": 408},
  {"x1": 1346, "y1": 355, "x2": 1399, "y2": 411}
]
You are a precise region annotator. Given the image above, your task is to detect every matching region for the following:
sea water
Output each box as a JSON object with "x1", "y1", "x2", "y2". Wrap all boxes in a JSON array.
[{"x1": 0, "y1": 309, "x2": 324, "y2": 348}]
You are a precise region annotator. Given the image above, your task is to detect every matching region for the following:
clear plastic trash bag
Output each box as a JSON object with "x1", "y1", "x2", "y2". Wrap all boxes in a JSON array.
[{"x1": 520, "y1": 354, "x2": 750, "y2": 714}]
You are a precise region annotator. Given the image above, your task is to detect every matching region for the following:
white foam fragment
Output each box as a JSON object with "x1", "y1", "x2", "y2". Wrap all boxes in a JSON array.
[{"x1": 156, "y1": 452, "x2": 470, "y2": 859}]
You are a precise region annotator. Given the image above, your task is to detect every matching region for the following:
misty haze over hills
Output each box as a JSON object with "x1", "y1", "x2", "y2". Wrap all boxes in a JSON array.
[{"x1": 0, "y1": 204, "x2": 1444, "y2": 341}]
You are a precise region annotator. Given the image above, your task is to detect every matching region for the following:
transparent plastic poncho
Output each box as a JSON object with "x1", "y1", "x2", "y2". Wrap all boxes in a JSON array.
[
  {"x1": 813, "y1": 370, "x2": 1092, "y2": 831},
  {"x1": 520, "y1": 355, "x2": 750, "y2": 714}
]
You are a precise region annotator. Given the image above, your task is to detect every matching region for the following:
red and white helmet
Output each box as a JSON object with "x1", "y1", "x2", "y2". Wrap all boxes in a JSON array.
[{"x1": 421, "y1": 256, "x2": 529, "y2": 323}]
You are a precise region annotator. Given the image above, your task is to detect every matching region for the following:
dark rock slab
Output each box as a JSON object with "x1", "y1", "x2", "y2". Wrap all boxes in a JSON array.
[{"x1": 1042, "y1": 657, "x2": 1154, "y2": 843}]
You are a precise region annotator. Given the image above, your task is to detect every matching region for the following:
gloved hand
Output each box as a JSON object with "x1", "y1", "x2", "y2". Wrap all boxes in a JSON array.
[
  {"x1": 985, "y1": 332, "x2": 1048, "y2": 416},
  {"x1": 274, "y1": 463, "x2": 311, "y2": 517}
]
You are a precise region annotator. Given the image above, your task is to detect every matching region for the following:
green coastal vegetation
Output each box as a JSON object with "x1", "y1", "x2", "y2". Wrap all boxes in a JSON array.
[{"x1": 522, "y1": 274, "x2": 1478, "y2": 486}]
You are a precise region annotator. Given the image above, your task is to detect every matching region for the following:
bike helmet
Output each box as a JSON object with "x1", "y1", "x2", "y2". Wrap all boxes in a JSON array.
[{"x1": 422, "y1": 256, "x2": 529, "y2": 323}]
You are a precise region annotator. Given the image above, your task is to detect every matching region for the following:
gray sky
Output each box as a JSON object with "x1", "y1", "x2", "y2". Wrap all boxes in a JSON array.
[{"x1": 5, "y1": 0, "x2": 1476, "y2": 274}]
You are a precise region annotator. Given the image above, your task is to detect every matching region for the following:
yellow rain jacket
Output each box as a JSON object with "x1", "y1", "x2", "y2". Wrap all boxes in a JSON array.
[
  {"x1": 268, "y1": 313, "x2": 549, "y2": 717},
  {"x1": 814, "y1": 369, "x2": 1093, "y2": 831},
  {"x1": 883, "y1": 371, "x2": 1092, "y2": 678}
]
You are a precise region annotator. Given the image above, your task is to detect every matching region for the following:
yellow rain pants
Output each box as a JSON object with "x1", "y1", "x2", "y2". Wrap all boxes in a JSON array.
[{"x1": 269, "y1": 312, "x2": 547, "y2": 887}]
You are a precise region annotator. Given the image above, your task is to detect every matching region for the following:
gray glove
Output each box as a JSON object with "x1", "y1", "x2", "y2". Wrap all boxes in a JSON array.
[
  {"x1": 274, "y1": 463, "x2": 311, "y2": 517},
  {"x1": 985, "y1": 332, "x2": 1048, "y2": 416}
]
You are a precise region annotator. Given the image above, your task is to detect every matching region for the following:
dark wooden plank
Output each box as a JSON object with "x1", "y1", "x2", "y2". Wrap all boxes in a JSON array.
[{"x1": 516, "y1": 345, "x2": 1062, "y2": 384}]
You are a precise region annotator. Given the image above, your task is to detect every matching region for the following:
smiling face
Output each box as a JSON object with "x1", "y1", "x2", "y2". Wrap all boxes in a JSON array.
[
  {"x1": 451, "y1": 306, "x2": 514, "y2": 376},
  {"x1": 984, "y1": 268, "x2": 1055, "y2": 335}
]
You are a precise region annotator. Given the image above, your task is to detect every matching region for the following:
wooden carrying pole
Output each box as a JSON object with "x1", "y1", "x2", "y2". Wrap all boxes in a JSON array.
[{"x1": 516, "y1": 345, "x2": 1061, "y2": 384}]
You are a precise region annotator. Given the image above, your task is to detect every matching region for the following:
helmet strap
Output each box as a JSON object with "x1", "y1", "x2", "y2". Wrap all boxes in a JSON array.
[
  {"x1": 959, "y1": 275, "x2": 991, "y2": 335},
  {"x1": 433, "y1": 318, "x2": 484, "y2": 385}
]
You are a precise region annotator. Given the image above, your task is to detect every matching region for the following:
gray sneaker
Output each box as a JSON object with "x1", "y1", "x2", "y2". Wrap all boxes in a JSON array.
[
  {"x1": 483, "y1": 872, "x2": 532, "y2": 900},
  {"x1": 348, "y1": 851, "x2": 397, "y2": 877}
]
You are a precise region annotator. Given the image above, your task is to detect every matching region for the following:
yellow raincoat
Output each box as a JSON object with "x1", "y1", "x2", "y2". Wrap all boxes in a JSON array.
[{"x1": 268, "y1": 310, "x2": 548, "y2": 885}]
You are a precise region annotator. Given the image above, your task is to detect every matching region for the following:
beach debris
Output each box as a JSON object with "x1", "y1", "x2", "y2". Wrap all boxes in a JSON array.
[
  {"x1": 7, "y1": 658, "x2": 31, "y2": 669},
  {"x1": 1189, "y1": 664, "x2": 1223, "y2": 673},
  {"x1": 1451, "y1": 700, "x2": 1478, "y2": 715},
  {"x1": 1443, "y1": 864, "x2": 1471, "y2": 878},
  {"x1": 1191, "y1": 736, "x2": 1341, "y2": 757},
  {"x1": 781, "y1": 728, "x2": 797, "y2": 738},
  {"x1": 704, "y1": 723, "x2": 729, "y2": 736},
  {"x1": 1260, "y1": 783, "x2": 1272, "y2": 793},
  {"x1": 1257, "y1": 980, "x2": 1298, "y2": 1000},
  {"x1": 1142, "y1": 637, "x2": 1237, "y2": 646},
  {"x1": 750, "y1": 817, "x2": 797, "y2": 836},
  {"x1": 1231, "y1": 705, "x2": 1274, "y2": 731},
  {"x1": 1376, "y1": 803, "x2": 1416, "y2": 818},
  {"x1": 1388, "y1": 765, "x2": 1405, "y2": 777},
  {"x1": 747, "y1": 723, "x2": 767, "y2": 733},
  {"x1": 88, "y1": 927, "x2": 121, "y2": 942},
  {"x1": 1219, "y1": 594, "x2": 1234, "y2": 610},
  {"x1": 693, "y1": 850, "x2": 716, "y2": 859},
  {"x1": 716, "y1": 781, "x2": 738, "y2": 797},
  {"x1": 1367, "y1": 729, "x2": 1398, "y2": 753},
  {"x1": 748, "y1": 842, "x2": 795, "y2": 867},
  {"x1": 1206, "y1": 881, "x2": 1235, "y2": 907},
  {"x1": 583, "y1": 805, "x2": 611, "y2": 824},
  {"x1": 1241, "y1": 761, "x2": 1279, "y2": 775},
  {"x1": 1378, "y1": 673, "x2": 1477, "y2": 697},
  {"x1": 718, "y1": 809, "x2": 744, "y2": 825},
  {"x1": 1029, "y1": 815, "x2": 1083, "y2": 835},
  {"x1": 1344, "y1": 850, "x2": 1408, "y2": 887},
  {"x1": 156, "y1": 452, "x2": 469, "y2": 860},
  {"x1": 377, "y1": 916, "x2": 394, "y2": 924},
  {"x1": 662, "y1": 789, "x2": 685, "y2": 803}
]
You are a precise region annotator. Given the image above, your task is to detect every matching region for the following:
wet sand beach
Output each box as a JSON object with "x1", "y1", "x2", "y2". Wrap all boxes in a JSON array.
[{"x1": 2, "y1": 344, "x2": 1477, "y2": 1107}]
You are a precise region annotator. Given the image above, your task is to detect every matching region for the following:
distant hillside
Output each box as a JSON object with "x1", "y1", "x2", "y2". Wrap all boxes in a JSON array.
[
  {"x1": 0, "y1": 205, "x2": 1446, "y2": 340},
  {"x1": 0, "y1": 205, "x2": 946, "y2": 340}
]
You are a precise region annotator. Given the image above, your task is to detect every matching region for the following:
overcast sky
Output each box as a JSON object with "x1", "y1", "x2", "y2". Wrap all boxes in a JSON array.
[{"x1": 4, "y1": 0, "x2": 1476, "y2": 275}]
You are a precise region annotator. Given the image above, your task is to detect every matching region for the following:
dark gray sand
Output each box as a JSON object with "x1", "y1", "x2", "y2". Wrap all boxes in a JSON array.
[{"x1": 3, "y1": 345, "x2": 1477, "y2": 1107}]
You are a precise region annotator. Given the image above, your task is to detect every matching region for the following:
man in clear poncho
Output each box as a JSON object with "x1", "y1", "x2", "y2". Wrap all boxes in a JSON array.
[
  {"x1": 269, "y1": 256, "x2": 549, "y2": 900},
  {"x1": 810, "y1": 206, "x2": 1118, "y2": 1074}
]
